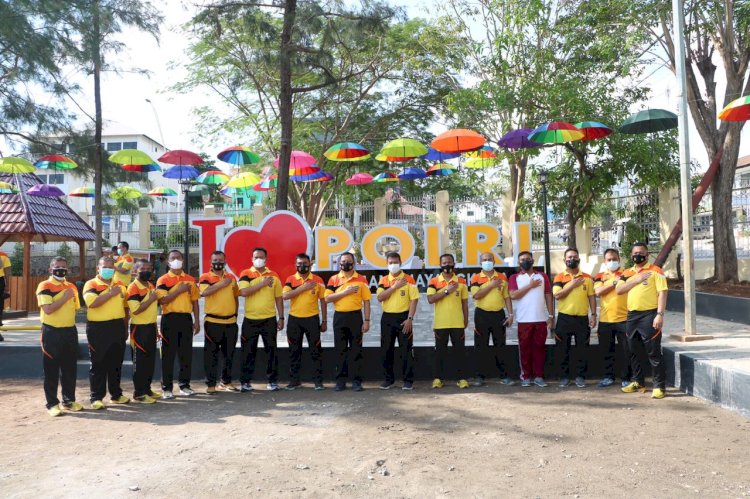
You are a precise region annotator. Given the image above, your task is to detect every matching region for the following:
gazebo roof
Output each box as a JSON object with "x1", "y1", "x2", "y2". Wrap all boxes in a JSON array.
[{"x1": 0, "y1": 173, "x2": 95, "y2": 243}]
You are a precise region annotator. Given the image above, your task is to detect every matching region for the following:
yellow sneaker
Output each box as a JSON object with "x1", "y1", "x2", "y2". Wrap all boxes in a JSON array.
[
  {"x1": 207, "y1": 386, "x2": 217, "y2": 394},
  {"x1": 110, "y1": 395, "x2": 130, "y2": 404},
  {"x1": 47, "y1": 405, "x2": 63, "y2": 417},
  {"x1": 621, "y1": 381, "x2": 646, "y2": 393},
  {"x1": 218, "y1": 382, "x2": 238, "y2": 392},
  {"x1": 148, "y1": 390, "x2": 163, "y2": 399},
  {"x1": 63, "y1": 401, "x2": 84, "y2": 412},
  {"x1": 651, "y1": 388, "x2": 666, "y2": 399},
  {"x1": 91, "y1": 400, "x2": 106, "y2": 410},
  {"x1": 134, "y1": 394, "x2": 157, "y2": 404},
  {"x1": 457, "y1": 379, "x2": 470, "y2": 389},
  {"x1": 432, "y1": 378, "x2": 444, "y2": 389}
]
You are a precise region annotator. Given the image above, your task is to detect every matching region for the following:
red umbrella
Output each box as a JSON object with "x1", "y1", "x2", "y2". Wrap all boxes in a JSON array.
[
  {"x1": 158, "y1": 149, "x2": 204, "y2": 166},
  {"x1": 431, "y1": 129, "x2": 486, "y2": 153}
]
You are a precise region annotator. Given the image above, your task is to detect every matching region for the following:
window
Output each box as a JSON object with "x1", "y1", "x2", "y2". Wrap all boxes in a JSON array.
[
  {"x1": 123, "y1": 141, "x2": 137, "y2": 150},
  {"x1": 106, "y1": 142, "x2": 122, "y2": 152},
  {"x1": 51, "y1": 144, "x2": 64, "y2": 153},
  {"x1": 47, "y1": 173, "x2": 64, "y2": 185},
  {"x1": 66, "y1": 144, "x2": 76, "y2": 154},
  {"x1": 37, "y1": 174, "x2": 47, "y2": 183},
  {"x1": 467, "y1": 210, "x2": 475, "y2": 217}
]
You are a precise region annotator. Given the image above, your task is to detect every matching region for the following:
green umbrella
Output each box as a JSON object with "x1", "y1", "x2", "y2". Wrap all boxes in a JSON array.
[
  {"x1": 109, "y1": 149, "x2": 156, "y2": 166},
  {"x1": 0, "y1": 156, "x2": 35, "y2": 173},
  {"x1": 618, "y1": 109, "x2": 677, "y2": 134},
  {"x1": 109, "y1": 186, "x2": 143, "y2": 199},
  {"x1": 379, "y1": 138, "x2": 428, "y2": 160}
]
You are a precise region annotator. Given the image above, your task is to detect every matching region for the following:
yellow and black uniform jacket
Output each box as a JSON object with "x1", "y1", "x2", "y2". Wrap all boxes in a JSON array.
[
  {"x1": 553, "y1": 270, "x2": 594, "y2": 317},
  {"x1": 36, "y1": 277, "x2": 80, "y2": 328},
  {"x1": 594, "y1": 270, "x2": 628, "y2": 323},
  {"x1": 199, "y1": 271, "x2": 240, "y2": 324},
  {"x1": 83, "y1": 276, "x2": 128, "y2": 322},
  {"x1": 283, "y1": 272, "x2": 325, "y2": 318},
  {"x1": 127, "y1": 279, "x2": 158, "y2": 325},
  {"x1": 427, "y1": 274, "x2": 468, "y2": 329},
  {"x1": 156, "y1": 271, "x2": 200, "y2": 315},
  {"x1": 324, "y1": 271, "x2": 372, "y2": 313},
  {"x1": 238, "y1": 267, "x2": 282, "y2": 320},
  {"x1": 470, "y1": 271, "x2": 509, "y2": 312},
  {"x1": 615, "y1": 263, "x2": 668, "y2": 312},
  {"x1": 376, "y1": 273, "x2": 419, "y2": 314}
]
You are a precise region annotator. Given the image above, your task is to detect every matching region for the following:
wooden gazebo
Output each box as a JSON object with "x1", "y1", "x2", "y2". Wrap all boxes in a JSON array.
[{"x1": 0, "y1": 173, "x2": 95, "y2": 312}]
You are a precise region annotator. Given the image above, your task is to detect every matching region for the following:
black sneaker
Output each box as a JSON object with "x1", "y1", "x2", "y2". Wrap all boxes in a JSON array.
[
  {"x1": 334, "y1": 381, "x2": 346, "y2": 392},
  {"x1": 0, "y1": 332, "x2": 4, "y2": 341},
  {"x1": 285, "y1": 381, "x2": 301, "y2": 391},
  {"x1": 402, "y1": 381, "x2": 414, "y2": 391},
  {"x1": 314, "y1": 383, "x2": 325, "y2": 391},
  {"x1": 379, "y1": 381, "x2": 394, "y2": 390},
  {"x1": 352, "y1": 381, "x2": 364, "y2": 392}
]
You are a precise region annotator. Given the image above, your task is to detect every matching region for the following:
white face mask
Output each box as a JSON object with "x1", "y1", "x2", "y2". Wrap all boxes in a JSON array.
[
  {"x1": 253, "y1": 258, "x2": 266, "y2": 269},
  {"x1": 169, "y1": 259, "x2": 183, "y2": 270},
  {"x1": 606, "y1": 260, "x2": 620, "y2": 272},
  {"x1": 481, "y1": 261, "x2": 494, "y2": 272},
  {"x1": 387, "y1": 263, "x2": 401, "y2": 274}
]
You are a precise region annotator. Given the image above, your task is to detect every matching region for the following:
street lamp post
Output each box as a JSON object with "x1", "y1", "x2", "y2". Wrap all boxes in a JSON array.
[
  {"x1": 179, "y1": 179, "x2": 193, "y2": 272},
  {"x1": 539, "y1": 170, "x2": 552, "y2": 278}
]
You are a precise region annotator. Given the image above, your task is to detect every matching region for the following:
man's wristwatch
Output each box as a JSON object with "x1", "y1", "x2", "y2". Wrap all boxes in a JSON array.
[
  {"x1": 443, "y1": 289, "x2": 449, "y2": 295},
  {"x1": 407, "y1": 317, "x2": 414, "y2": 321},
  {"x1": 656, "y1": 311, "x2": 664, "y2": 316}
]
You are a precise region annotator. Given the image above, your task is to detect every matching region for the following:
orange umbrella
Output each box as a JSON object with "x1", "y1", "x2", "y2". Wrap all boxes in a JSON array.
[{"x1": 431, "y1": 128, "x2": 486, "y2": 153}]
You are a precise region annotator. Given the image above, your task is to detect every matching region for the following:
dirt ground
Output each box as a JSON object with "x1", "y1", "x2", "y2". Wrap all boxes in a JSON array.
[
  {"x1": 669, "y1": 278, "x2": 750, "y2": 298},
  {"x1": 1, "y1": 380, "x2": 749, "y2": 498}
]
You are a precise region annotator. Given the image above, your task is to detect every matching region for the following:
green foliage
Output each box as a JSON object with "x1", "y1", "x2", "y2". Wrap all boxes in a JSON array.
[
  {"x1": 57, "y1": 242, "x2": 73, "y2": 261},
  {"x1": 10, "y1": 243, "x2": 23, "y2": 276},
  {"x1": 621, "y1": 221, "x2": 649, "y2": 267}
]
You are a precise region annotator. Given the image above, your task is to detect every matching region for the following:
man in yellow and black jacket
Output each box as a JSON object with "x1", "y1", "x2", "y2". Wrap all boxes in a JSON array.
[
  {"x1": 0, "y1": 248, "x2": 11, "y2": 340},
  {"x1": 37, "y1": 257, "x2": 82, "y2": 417},
  {"x1": 83, "y1": 256, "x2": 130, "y2": 410}
]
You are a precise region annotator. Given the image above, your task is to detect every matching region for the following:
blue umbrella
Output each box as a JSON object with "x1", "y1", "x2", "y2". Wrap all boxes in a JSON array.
[
  {"x1": 398, "y1": 167, "x2": 427, "y2": 180},
  {"x1": 163, "y1": 165, "x2": 199, "y2": 180},
  {"x1": 421, "y1": 147, "x2": 460, "y2": 161}
]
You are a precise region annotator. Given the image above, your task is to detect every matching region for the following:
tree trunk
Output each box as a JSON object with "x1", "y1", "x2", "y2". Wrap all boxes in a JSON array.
[
  {"x1": 712, "y1": 125, "x2": 742, "y2": 282},
  {"x1": 566, "y1": 206, "x2": 577, "y2": 249},
  {"x1": 275, "y1": 0, "x2": 297, "y2": 212},
  {"x1": 509, "y1": 156, "x2": 526, "y2": 222},
  {"x1": 93, "y1": 0, "x2": 103, "y2": 259}
]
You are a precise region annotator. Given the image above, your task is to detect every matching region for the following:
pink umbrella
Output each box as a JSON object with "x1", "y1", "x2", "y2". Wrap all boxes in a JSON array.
[
  {"x1": 158, "y1": 149, "x2": 204, "y2": 166},
  {"x1": 345, "y1": 173, "x2": 374, "y2": 185},
  {"x1": 274, "y1": 150, "x2": 317, "y2": 169}
]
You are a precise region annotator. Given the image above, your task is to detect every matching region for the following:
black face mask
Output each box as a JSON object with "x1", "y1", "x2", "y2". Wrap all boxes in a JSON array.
[
  {"x1": 441, "y1": 265, "x2": 454, "y2": 274},
  {"x1": 632, "y1": 254, "x2": 647, "y2": 265},
  {"x1": 566, "y1": 259, "x2": 580, "y2": 269},
  {"x1": 52, "y1": 268, "x2": 68, "y2": 278},
  {"x1": 520, "y1": 260, "x2": 533, "y2": 271},
  {"x1": 296, "y1": 265, "x2": 310, "y2": 274},
  {"x1": 340, "y1": 262, "x2": 354, "y2": 272},
  {"x1": 138, "y1": 270, "x2": 152, "y2": 281},
  {"x1": 211, "y1": 262, "x2": 225, "y2": 272}
]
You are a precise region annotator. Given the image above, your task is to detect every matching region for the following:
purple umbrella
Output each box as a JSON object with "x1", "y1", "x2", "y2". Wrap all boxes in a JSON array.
[
  {"x1": 498, "y1": 128, "x2": 542, "y2": 150},
  {"x1": 27, "y1": 184, "x2": 65, "y2": 197}
]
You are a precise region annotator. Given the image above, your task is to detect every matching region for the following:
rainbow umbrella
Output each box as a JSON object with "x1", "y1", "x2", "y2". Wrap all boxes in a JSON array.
[
  {"x1": 163, "y1": 165, "x2": 200, "y2": 180},
  {"x1": 69, "y1": 186, "x2": 95, "y2": 197},
  {"x1": 324, "y1": 142, "x2": 371, "y2": 162},
  {"x1": 148, "y1": 187, "x2": 178, "y2": 197},
  {"x1": 718, "y1": 95, "x2": 750, "y2": 121},
  {"x1": 431, "y1": 129, "x2": 486, "y2": 153},
  {"x1": 465, "y1": 146, "x2": 498, "y2": 159},
  {"x1": 274, "y1": 150, "x2": 317, "y2": 169},
  {"x1": 159, "y1": 149, "x2": 204, "y2": 166},
  {"x1": 528, "y1": 121, "x2": 585, "y2": 143},
  {"x1": 197, "y1": 170, "x2": 230, "y2": 185},
  {"x1": 253, "y1": 175, "x2": 278, "y2": 191},
  {"x1": 0, "y1": 157, "x2": 35, "y2": 173},
  {"x1": 575, "y1": 121, "x2": 613, "y2": 141},
  {"x1": 109, "y1": 149, "x2": 155, "y2": 166},
  {"x1": 373, "y1": 172, "x2": 399, "y2": 183},
  {"x1": 345, "y1": 173, "x2": 374, "y2": 185},
  {"x1": 0, "y1": 181, "x2": 19, "y2": 194},
  {"x1": 217, "y1": 146, "x2": 262, "y2": 166},
  {"x1": 226, "y1": 172, "x2": 262, "y2": 189},
  {"x1": 375, "y1": 153, "x2": 412, "y2": 162},
  {"x1": 109, "y1": 186, "x2": 143, "y2": 200},
  {"x1": 27, "y1": 184, "x2": 65, "y2": 197},
  {"x1": 288, "y1": 165, "x2": 321, "y2": 176},
  {"x1": 379, "y1": 138, "x2": 427, "y2": 160},
  {"x1": 34, "y1": 155, "x2": 78, "y2": 170},
  {"x1": 465, "y1": 157, "x2": 498, "y2": 169},
  {"x1": 220, "y1": 185, "x2": 252, "y2": 197},
  {"x1": 308, "y1": 171, "x2": 333, "y2": 182},
  {"x1": 122, "y1": 163, "x2": 161, "y2": 173},
  {"x1": 291, "y1": 170, "x2": 332, "y2": 182},
  {"x1": 422, "y1": 147, "x2": 460, "y2": 161},
  {"x1": 426, "y1": 163, "x2": 456, "y2": 177}
]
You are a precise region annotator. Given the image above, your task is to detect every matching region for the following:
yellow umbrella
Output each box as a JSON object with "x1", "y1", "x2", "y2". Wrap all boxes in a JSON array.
[{"x1": 225, "y1": 172, "x2": 262, "y2": 189}]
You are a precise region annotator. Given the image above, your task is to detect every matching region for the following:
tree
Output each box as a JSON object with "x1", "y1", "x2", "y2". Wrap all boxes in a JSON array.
[{"x1": 646, "y1": 0, "x2": 750, "y2": 282}]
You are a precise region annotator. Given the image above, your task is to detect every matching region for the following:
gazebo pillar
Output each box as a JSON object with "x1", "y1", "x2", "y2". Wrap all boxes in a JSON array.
[
  {"x1": 78, "y1": 240, "x2": 86, "y2": 281},
  {"x1": 22, "y1": 233, "x2": 31, "y2": 311}
]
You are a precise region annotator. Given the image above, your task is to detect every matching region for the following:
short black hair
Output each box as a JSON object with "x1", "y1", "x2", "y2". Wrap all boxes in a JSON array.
[
  {"x1": 439, "y1": 253, "x2": 455, "y2": 263},
  {"x1": 134, "y1": 258, "x2": 150, "y2": 269},
  {"x1": 631, "y1": 241, "x2": 649, "y2": 251},
  {"x1": 168, "y1": 249, "x2": 183, "y2": 258},
  {"x1": 339, "y1": 252, "x2": 355, "y2": 262},
  {"x1": 296, "y1": 253, "x2": 311, "y2": 261},
  {"x1": 111, "y1": 246, "x2": 118, "y2": 253},
  {"x1": 385, "y1": 252, "x2": 401, "y2": 262},
  {"x1": 118, "y1": 241, "x2": 129, "y2": 249},
  {"x1": 211, "y1": 250, "x2": 225, "y2": 257},
  {"x1": 252, "y1": 247, "x2": 267, "y2": 257},
  {"x1": 564, "y1": 247, "x2": 579, "y2": 257},
  {"x1": 603, "y1": 248, "x2": 620, "y2": 258},
  {"x1": 518, "y1": 251, "x2": 533, "y2": 259}
]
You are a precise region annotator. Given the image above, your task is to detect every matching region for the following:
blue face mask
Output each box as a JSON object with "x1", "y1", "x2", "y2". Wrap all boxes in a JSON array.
[
  {"x1": 481, "y1": 261, "x2": 494, "y2": 272},
  {"x1": 100, "y1": 268, "x2": 115, "y2": 280}
]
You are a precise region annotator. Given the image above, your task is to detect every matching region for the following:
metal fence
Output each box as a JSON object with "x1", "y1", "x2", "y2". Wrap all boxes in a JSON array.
[
  {"x1": 589, "y1": 191, "x2": 660, "y2": 255},
  {"x1": 691, "y1": 179, "x2": 750, "y2": 260}
]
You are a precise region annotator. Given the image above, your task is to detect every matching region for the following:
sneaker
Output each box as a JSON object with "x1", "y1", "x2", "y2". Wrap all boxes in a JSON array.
[
  {"x1": 240, "y1": 383, "x2": 253, "y2": 393},
  {"x1": 134, "y1": 394, "x2": 157, "y2": 404},
  {"x1": 266, "y1": 383, "x2": 280, "y2": 391},
  {"x1": 334, "y1": 381, "x2": 346, "y2": 392},
  {"x1": 472, "y1": 377, "x2": 485, "y2": 387},
  {"x1": 179, "y1": 387, "x2": 195, "y2": 396},
  {"x1": 521, "y1": 378, "x2": 531, "y2": 387},
  {"x1": 111, "y1": 395, "x2": 130, "y2": 404},
  {"x1": 500, "y1": 377, "x2": 515, "y2": 386},
  {"x1": 63, "y1": 401, "x2": 84, "y2": 412},
  {"x1": 148, "y1": 389, "x2": 163, "y2": 398},
  {"x1": 47, "y1": 404, "x2": 63, "y2": 417},
  {"x1": 379, "y1": 381, "x2": 394, "y2": 390},
  {"x1": 91, "y1": 400, "x2": 106, "y2": 410},
  {"x1": 0, "y1": 333, "x2": 4, "y2": 342},
  {"x1": 162, "y1": 391, "x2": 175, "y2": 400},
  {"x1": 652, "y1": 388, "x2": 666, "y2": 399},
  {"x1": 432, "y1": 378, "x2": 444, "y2": 389},
  {"x1": 206, "y1": 386, "x2": 217, "y2": 394},
  {"x1": 457, "y1": 379, "x2": 470, "y2": 389},
  {"x1": 352, "y1": 381, "x2": 364, "y2": 392},
  {"x1": 218, "y1": 382, "x2": 239, "y2": 392},
  {"x1": 621, "y1": 380, "x2": 631, "y2": 388},
  {"x1": 402, "y1": 381, "x2": 414, "y2": 391},
  {"x1": 575, "y1": 377, "x2": 586, "y2": 388},
  {"x1": 314, "y1": 383, "x2": 325, "y2": 391},
  {"x1": 621, "y1": 381, "x2": 646, "y2": 393},
  {"x1": 559, "y1": 378, "x2": 570, "y2": 388},
  {"x1": 598, "y1": 378, "x2": 615, "y2": 388},
  {"x1": 533, "y1": 377, "x2": 548, "y2": 387},
  {"x1": 285, "y1": 382, "x2": 301, "y2": 391}
]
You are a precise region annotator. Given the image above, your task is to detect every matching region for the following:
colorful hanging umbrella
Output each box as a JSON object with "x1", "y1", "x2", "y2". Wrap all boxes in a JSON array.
[
  {"x1": 431, "y1": 129, "x2": 486, "y2": 153},
  {"x1": 618, "y1": 109, "x2": 677, "y2": 134},
  {"x1": 465, "y1": 145, "x2": 498, "y2": 159},
  {"x1": 528, "y1": 122, "x2": 585, "y2": 144},
  {"x1": 426, "y1": 163, "x2": 456, "y2": 177},
  {"x1": 497, "y1": 128, "x2": 542, "y2": 149},
  {"x1": 163, "y1": 165, "x2": 200, "y2": 180},
  {"x1": 226, "y1": 172, "x2": 262, "y2": 189},
  {"x1": 0, "y1": 157, "x2": 35, "y2": 173},
  {"x1": 718, "y1": 95, "x2": 750, "y2": 121},
  {"x1": 217, "y1": 146, "x2": 262, "y2": 166},
  {"x1": 307, "y1": 171, "x2": 333, "y2": 182},
  {"x1": 253, "y1": 175, "x2": 278, "y2": 191},
  {"x1": 148, "y1": 187, "x2": 178, "y2": 197},
  {"x1": 575, "y1": 121, "x2": 613, "y2": 141},
  {"x1": 109, "y1": 149, "x2": 155, "y2": 166},
  {"x1": 0, "y1": 181, "x2": 19, "y2": 194},
  {"x1": 27, "y1": 184, "x2": 65, "y2": 197},
  {"x1": 109, "y1": 186, "x2": 143, "y2": 200},
  {"x1": 69, "y1": 186, "x2": 95, "y2": 198},
  {"x1": 34, "y1": 155, "x2": 78, "y2": 170},
  {"x1": 373, "y1": 172, "x2": 400, "y2": 183},
  {"x1": 196, "y1": 170, "x2": 230, "y2": 185},
  {"x1": 122, "y1": 163, "x2": 161, "y2": 173},
  {"x1": 398, "y1": 167, "x2": 427, "y2": 180},
  {"x1": 220, "y1": 185, "x2": 253, "y2": 197},
  {"x1": 375, "y1": 153, "x2": 412, "y2": 162},
  {"x1": 345, "y1": 173, "x2": 374, "y2": 185},
  {"x1": 379, "y1": 138, "x2": 428, "y2": 160},
  {"x1": 465, "y1": 157, "x2": 498, "y2": 169},
  {"x1": 422, "y1": 147, "x2": 461, "y2": 161},
  {"x1": 274, "y1": 150, "x2": 317, "y2": 169},
  {"x1": 324, "y1": 142, "x2": 371, "y2": 162},
  {"x1": 291, "y1": 170, "x2": 332, "y2": 182},
  {"x1": 159, "y1": 149, "x2": 204, "y2": 166},
  {"x1": 288, "y1": 165, "x2": 321, "y2": 176}
]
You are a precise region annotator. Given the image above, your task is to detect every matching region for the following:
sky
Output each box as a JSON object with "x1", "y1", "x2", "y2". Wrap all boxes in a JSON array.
[{"x1": 3, "y1": 0, "x2": 748, "y2": 171}]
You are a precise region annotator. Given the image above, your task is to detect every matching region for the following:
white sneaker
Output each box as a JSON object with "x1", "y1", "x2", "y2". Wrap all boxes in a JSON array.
[
  {"x1": 533, "y1": 377, "x2": 548, "y2": 387},
  {"x1": 266, "y1": 383, "x2": 279, "y2": 391},
  {"x1": 179, "y1": 387, "x2": 195, "y2": 396},
  {"x1": 162, "y1": 391, "x2": 175, "y2": 400}
]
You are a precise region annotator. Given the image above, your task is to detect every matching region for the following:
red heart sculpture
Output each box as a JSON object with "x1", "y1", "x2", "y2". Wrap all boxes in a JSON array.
[{"x1": 222, "y1": 211, "x2": 311, "y2": 281}]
